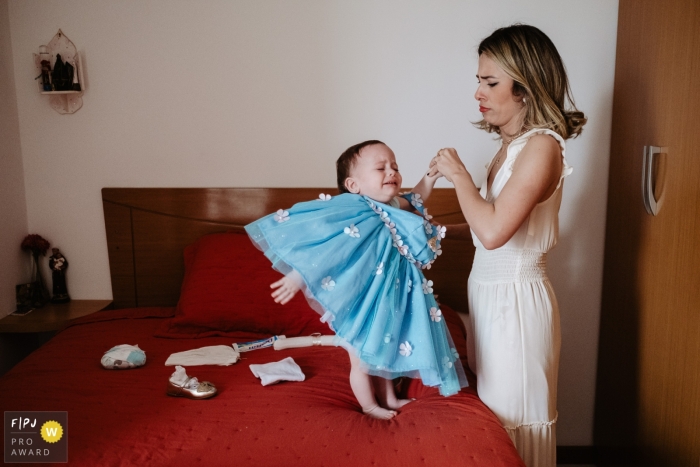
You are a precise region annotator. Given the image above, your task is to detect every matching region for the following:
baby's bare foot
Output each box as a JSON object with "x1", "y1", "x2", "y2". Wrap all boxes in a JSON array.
[
  {"x1": 363, "y1": 405, "x2": 397, "y2": 420},
  {"x1": 385, "y1": 398, "x2": 414, "y2": 410}
]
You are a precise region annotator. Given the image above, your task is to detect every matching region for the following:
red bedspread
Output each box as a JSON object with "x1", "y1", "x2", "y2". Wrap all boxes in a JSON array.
[{"x1": 0, "y1": 308, "x2": 523, "y2": 466}]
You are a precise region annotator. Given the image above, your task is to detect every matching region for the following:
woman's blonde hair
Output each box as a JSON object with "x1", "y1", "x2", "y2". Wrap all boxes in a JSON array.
[{"x1": 475, "y1": 24, "x2": 587, "y2": 140}]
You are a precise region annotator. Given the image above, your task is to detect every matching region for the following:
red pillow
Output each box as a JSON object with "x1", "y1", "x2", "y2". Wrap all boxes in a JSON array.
[{"x1": 156, "y1": 231, "x2": 330, "y2": 338}]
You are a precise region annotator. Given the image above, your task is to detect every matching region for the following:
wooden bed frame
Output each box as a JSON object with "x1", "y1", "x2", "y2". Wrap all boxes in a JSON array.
[{"x1": 102, "y1": 188, "x2": 473, "y2": 313}]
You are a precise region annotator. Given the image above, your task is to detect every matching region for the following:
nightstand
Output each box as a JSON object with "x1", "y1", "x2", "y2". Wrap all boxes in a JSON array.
[
  {"x1": 0, "y1": 299, "x2": 112, "y2": 333},
  {"x1": 0, "y1": 300, "x2": 112, "y2": 376}
]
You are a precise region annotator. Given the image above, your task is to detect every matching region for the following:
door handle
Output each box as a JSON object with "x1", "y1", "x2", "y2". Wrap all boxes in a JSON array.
[{"x1": 642, "y1": 145, "x2": 668, "y2": 216}]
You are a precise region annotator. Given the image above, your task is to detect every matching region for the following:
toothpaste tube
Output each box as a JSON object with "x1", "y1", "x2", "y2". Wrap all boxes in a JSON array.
[{"x1": 232, "y1": 335, "x2": 285, "y2": 353}]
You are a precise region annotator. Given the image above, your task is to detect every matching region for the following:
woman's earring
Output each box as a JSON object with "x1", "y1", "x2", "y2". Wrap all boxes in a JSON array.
[{"x1": 522, "y1": 97, "x2": 527, "y2": 105}]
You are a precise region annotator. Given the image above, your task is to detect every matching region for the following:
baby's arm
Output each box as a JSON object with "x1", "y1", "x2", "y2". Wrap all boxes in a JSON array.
[
  {"x1": 413, "y1": 170, "x2": 442, "y2": 202},
  {"x1": 271, "y1": 269, "x2": 304, "y2": 305},
  {"x1": 398, "y1": 170, "x2": 442, "y2": 211}
]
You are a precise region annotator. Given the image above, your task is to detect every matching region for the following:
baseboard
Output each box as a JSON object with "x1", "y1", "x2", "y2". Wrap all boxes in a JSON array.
[
  {"x1": 557, "y1": 446, "x2": 597, "y2": 464},
  {"x1": 557, "y1": 446, "x2": 639, "y2": 465}
]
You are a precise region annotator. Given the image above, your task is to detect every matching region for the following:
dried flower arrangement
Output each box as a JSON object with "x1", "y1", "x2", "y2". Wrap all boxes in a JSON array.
[
  {"x1": 19, "y1": 234, "x2": 51, "y2": 308},
  {"x1": 21, "y1": 234, "x2": 51, "y2": 257}
]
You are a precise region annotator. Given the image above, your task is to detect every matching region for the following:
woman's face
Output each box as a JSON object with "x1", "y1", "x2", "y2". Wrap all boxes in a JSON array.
[{"x1": 474, "y1": 54, "x2": 525, "y2": 133}]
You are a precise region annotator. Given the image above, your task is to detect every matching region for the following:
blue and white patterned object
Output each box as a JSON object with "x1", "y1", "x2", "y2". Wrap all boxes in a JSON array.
[
  {"x1": 245, "y1": 193, "x2": 467, "y2": 396},
  {"x1": 101, "y1": 344, "x2": 146, "y2": 369}
]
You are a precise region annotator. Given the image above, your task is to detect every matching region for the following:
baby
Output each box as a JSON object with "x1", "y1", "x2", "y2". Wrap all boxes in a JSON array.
[{"x1": 245, "y1": 140, "x2": 467, "y2": 419}]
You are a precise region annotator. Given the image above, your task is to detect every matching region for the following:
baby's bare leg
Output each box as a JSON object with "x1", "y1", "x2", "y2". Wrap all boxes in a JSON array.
[
  {"x1": 348, "y1": 352, "x2": 396, "y2": 420},
  {"x1": 373, "y1": 377, "x2": 413, "y2": 410}
]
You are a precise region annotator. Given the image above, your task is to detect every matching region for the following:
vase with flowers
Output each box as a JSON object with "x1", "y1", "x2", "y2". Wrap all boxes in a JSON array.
[{"x1": 20, "y1": 234, "x2": 51, "y2": 308}]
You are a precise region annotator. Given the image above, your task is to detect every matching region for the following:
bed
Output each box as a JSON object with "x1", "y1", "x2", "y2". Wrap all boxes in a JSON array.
[{"x1": 0, "y1": 188, "x2": 524, "y2": 466}]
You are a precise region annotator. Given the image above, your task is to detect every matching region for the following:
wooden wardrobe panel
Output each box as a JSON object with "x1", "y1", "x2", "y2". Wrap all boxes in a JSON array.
[{"x1": 595, "y1": 1, "x2": 700, "y2": 464}]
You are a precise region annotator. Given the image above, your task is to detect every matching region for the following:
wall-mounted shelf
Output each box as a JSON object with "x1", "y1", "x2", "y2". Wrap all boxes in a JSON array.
[
  {"x1": 40, "y1": 90, "x2": 82, "y2": 95},
  {"x1": 33, "y1": 29, "x2": 85, "y2": 114}
]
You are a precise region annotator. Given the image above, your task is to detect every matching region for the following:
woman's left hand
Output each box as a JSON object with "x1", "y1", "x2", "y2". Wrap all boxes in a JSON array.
[{"x1": 429, "y1": 148, "x2": 471, "y2": 183}]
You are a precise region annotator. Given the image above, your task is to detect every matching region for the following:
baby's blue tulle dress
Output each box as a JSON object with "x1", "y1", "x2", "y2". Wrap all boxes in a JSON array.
[{"x1": 245, "y1": 192, "x2": 468, "y2": 396}]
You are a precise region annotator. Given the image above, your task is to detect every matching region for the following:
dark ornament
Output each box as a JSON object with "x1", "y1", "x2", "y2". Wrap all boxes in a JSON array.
[
  {"x1": 49, "y1": 248, "x2": 70, "y2": 303},
  {"x1": 51, "y1": 54, "x2": 74, "y2": 91}
]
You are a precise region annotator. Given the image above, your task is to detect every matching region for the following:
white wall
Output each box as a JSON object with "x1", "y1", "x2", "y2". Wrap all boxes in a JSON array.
[
  {"x1": 6, "y1": 0, "x2": 618, "y2": 445},
  {"x1": 0, "y1": 0, "x2": 28, "y2": 319}
]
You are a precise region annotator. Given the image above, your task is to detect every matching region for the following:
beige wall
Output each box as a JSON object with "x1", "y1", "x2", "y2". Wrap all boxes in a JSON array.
[
  {"x1": 4, "y1": 0, "x2": 618, "y2": 445},
  {"x1": 0, "y1": 0, "x2": 28, "y2": 318}
]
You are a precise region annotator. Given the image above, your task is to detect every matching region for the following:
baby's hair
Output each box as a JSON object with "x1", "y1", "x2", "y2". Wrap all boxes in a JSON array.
[{"x1": 336, "y1": 140, "x2": 385, "y2": 193}]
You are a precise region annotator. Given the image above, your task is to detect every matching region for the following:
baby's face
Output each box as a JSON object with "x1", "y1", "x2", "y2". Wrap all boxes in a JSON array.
[{"x1": 345, "y1": 143, "x2": 402, "y2": 203}]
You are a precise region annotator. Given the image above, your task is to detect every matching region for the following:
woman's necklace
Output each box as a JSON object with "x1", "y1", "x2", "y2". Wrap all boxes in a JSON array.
[
  {"x1": 501, "y1": 128, "x2": 528, "y2": 145},
  {"x1": 495, "y1": 128, "x2": 528, "y2": 166}
]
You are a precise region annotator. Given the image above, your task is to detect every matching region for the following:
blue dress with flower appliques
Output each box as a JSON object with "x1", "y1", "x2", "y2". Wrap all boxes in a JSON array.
[{"x1": 245, "y1": 193, "x2": 468, "y2": 396}]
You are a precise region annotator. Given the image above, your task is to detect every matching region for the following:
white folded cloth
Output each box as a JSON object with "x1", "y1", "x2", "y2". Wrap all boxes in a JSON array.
[
  {"x1": 249, "y1": 357, "x2": 305, "y2": 386},
  {"x1": 165, "y1": 345, "x2": 240, "y2": 366}
]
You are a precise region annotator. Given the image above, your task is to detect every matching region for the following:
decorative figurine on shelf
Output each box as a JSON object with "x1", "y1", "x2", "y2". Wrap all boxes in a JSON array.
[
  {"x1": 71, "y1": 61, "x2": 81, "y2": 91},
  {"x1": 19, "y1": 234, "x2": 51, "y2": 309},
  {"x1": 51, "y1": 54, "x2": 74, "y2": 91},
  {"x1": 49, "y1": 248, "x2": 70, "y2": 303},
  {"x1": 33, "y1": 29, "x2": 84, "y2": 114},
  {"x1": 38, "y1": 45, "x2": 52, "y2": 91}
]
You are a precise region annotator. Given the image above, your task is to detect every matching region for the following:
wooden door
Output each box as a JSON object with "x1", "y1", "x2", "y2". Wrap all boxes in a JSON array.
[{"x1": 595, "y1": 0, "x2": 700, "y2": 465}]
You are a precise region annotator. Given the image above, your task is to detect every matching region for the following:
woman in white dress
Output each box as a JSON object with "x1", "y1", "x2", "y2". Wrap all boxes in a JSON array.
[{"x1": 430, "y1": 24, "x2": 586, "y2": 467}]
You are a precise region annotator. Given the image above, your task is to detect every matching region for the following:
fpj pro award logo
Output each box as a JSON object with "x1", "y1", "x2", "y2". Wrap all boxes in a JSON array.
[{"x1": 4, "y1": 411, "x2": 68, "y2": 463}]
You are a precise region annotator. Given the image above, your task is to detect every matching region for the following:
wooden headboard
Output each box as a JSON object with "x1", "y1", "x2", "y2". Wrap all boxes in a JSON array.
[{"x1": 102, "y1": 188, "x2": 473, "y2": 313}]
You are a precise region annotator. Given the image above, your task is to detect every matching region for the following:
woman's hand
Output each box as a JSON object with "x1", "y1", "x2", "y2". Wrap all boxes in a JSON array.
[
  {"x1": 270, "y1": 270, "x2": 304, "y2": 305},
  {"x1": 429, "y1": 148, "x2": 471, "y2": 183},
  {"x1": 438, "y1": 134, "x2": 562, "y2": 250}
]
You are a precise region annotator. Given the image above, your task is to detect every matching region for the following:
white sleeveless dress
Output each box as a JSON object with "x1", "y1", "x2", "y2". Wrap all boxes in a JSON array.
[{"x1": 467, "y1": 128, "x2": 570, "y2": 467}]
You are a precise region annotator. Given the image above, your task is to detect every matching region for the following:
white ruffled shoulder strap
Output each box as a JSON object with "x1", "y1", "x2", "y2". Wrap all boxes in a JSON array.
[{"x1": 505, "y1": 128, "x2": 572, "y2": 190}]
